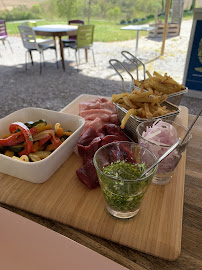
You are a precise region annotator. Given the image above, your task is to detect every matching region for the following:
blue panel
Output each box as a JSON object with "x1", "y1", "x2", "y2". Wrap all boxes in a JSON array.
[{"x1": 185, "y1": 20, "x2": 202, "y2": 92}]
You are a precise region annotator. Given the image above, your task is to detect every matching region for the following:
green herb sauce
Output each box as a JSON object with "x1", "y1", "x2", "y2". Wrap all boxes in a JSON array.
[{"x1": 100, "y1": 161, "x2": 152, "y2": 212}]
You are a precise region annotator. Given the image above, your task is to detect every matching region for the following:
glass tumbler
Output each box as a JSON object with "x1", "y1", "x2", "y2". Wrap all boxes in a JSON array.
[
  {"x1": 136, "y1": 119, "x2": 192, "y2": 185},
  {"x1": 93, "y1": 141, "x2": 157, "y2": 219}
]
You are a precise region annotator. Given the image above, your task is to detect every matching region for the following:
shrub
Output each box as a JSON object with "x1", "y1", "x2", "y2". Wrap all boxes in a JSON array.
[
  {"x1": 147, "y1": 14, "x2": 154, "y2": 19},
  {"x1": 0, "y1": 5, "x2": 42, "y2": 21}
]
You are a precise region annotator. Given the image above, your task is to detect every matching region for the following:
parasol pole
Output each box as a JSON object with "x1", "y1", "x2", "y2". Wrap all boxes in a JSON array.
[{"x1": 161, "y1": 0, "x2": 171, "y2": 55}]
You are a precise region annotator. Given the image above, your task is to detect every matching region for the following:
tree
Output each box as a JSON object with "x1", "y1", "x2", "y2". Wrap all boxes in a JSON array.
[
  {"x1": 56, "y1": 0, "x2": 75, "y2": 21},
  {"x1": 161, "y1": 0, "x2": 165, "y2": 14},
  {"x1": 113, "y1": 6, "x2": 121, "y2": 22},
  {"x1": 107, "y1": 9, "x2": 114, "y2": 20},
  {"x1": 87, "y1": 0, "x2": 92, "y2": 23}
]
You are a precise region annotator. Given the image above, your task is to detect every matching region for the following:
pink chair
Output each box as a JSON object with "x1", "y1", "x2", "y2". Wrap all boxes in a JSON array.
[
  {"x1": 0, "y1": 20, "x2": 13, "y2": 53},
  {"x1": 68, "y1": 20, "x2": 84, "y2": 42},
  {"x1": 62, "y1": 20, "x2": 84, "y2": 45}
]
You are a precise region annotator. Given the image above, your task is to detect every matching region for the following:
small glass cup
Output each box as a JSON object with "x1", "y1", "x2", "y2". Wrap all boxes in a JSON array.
[
  {"x1": 136, "y1": 119, "x2": 192, "y2": 185},
  {"x1": 93, "y1": 141, "x2": 158, "y2": 219}
]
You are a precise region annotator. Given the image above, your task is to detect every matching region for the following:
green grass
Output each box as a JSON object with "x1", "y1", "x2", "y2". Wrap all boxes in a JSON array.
[
  {"x1": 6, "y1": 19, "x2": 146, "y2": 42},
  {"x1": 6, "y1": 12, "x2": 193, "y2": 42}
]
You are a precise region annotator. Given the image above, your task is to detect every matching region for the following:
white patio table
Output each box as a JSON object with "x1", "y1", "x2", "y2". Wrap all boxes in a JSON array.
[
  {"x1": 33, "y1": 25, "x2": 77, "y2": 71},
  {"x1": 121, "y1": 25, "x2": 155, "y2": 56}
]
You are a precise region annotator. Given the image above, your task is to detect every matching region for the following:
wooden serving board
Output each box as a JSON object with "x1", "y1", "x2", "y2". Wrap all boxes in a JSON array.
[{"x1": 0, "y1": 94, "x2": 188, "y2": 261}]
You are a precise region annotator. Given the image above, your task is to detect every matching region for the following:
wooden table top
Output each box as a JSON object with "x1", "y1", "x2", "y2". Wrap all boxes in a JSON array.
[{"x1": 0, "y1": 113, "x2": 201, "y2": 270}]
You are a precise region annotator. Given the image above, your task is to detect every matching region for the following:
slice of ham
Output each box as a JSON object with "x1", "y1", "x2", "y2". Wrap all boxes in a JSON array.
[
  {"x1": 79, "y1": 98, "x2": 118, "y2": 133},
  {"x1": 109, "y1": 114, "x2": 119, "y2": 125},
  {"x1": 80, "y1": 109, "x2": 112, "y2": 122},
  {"x1": 79, "y1": 98, "x2": 109, "y2": 112},
  {"x1": 82, "y1": 118, "x2": 104, "y2": 134}
]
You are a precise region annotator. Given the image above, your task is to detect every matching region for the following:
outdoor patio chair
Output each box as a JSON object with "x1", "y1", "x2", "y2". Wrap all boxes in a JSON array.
[
  {"x1": 18, "y1": 25, "x2": 58, "y2": 74},
  {"x1": 0, "y1": 20, "x2": 13, "y2": 53},
  {"x1": 63, "y1": 25, "x2": 96, "y2": 70},
  {"x1": 62, "y1": 20, "x2": 84, "y2": 45},
  {"x1": 62, "y1": 20, "x2": 84, "y2": 56},
  {"x1": 23, "y1": 21, "x2": 55, "y2": 46}
]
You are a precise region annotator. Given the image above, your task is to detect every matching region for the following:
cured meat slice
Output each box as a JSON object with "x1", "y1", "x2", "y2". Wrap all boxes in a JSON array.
[
  {"x1": 99, "y1": 102, "x2": 116, "y2": 114},
  {"x1": 76, "y1": 159, "x2": 100, "y2": 189},
  {"x1": 118, "y1": 143, "x2": 137, "y2": 164},
  {"x1": 100, "y1": 135, "x2": 125, "y2": 146},
  {"x1": 81, "y1": 137, "x2": 101, "y2": 164},
  {"x1": 79, "y1": 98, "x2": 118, "y2": 132},
  {"x1": 82, "y1": 118, "x2": 104, "y2": 134},
  {"x1": 79, "y1": 98, "x2": 109, "y2": 112},
  {"x1": 77, "y1": 126, "x2": 98, "y2": 146},
  {"x1": 100, "y1": 123, "x2": 129, "y2": 141},
  {"x1": 109, "y1": 114, "x2": 119, "y2": 125},
  {"x1": 80, "y1": 109, "x2": 112, "y2": 122}
]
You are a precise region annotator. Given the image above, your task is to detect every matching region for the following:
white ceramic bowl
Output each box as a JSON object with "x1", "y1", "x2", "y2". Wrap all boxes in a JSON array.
[{"x1": 0, "y1": 107, "x2": 85, "y2": 183}]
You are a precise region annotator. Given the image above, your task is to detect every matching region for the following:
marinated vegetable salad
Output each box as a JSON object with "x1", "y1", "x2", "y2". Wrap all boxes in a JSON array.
[
  {"x1": 99, "y1": 160, "x2": 153, "y2": 212},
  {"x1": 0, "y1": 119, "x2": 73, "y2": 162}
]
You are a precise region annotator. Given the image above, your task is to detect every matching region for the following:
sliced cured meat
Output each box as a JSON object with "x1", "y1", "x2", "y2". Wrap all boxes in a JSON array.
[
  {"x1": 79, "y1": 98, "x2": 118, "y2": 132},
  {"x1": 76, "y1": 103, "x2": 130, "y2": 189},
  {"x1": 101, "y1": 123, "x2": 122, "y2": 135},
  {"x1": 109, "y1": 114, "x2": 119, "y2": 125},
  {"x1": 77, "y1": 126, "x2": 98, "y2": 146},
  {"x1": 100, "y1": 123, "x2": 129, "y2": 141},
  {"x1": 80, "y1": 137, "x2": 101, "y2": 164},
  {"x1": 82, "y1": 118, "x2": 104, "y2": 134},
  {"x1": 79, "y1": 98, "x2": 109, "y2": 112},
  {"x1": 100, "y1": 135, "x2": 125, "y2": 147},
  {"x1": 76, "y1": 159, "x2": 100, "y2": 189},
  {"x1": 80, "y1": 109, "x2": 112, "y2": 122},
  {"x1": 110, "y1": 149, "x2": 125, "y2": 163},
  {"x1": 99, "y1": 102, "x2": 117, "y2": 114},
  {"x1": 118, "y1": 143, "x2": 137, "y2": 164}
]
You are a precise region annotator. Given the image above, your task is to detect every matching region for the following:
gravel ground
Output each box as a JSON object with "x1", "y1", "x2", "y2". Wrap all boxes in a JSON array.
[{"x1": 0, "y1": 19, "x2": 201, "y2": 118}]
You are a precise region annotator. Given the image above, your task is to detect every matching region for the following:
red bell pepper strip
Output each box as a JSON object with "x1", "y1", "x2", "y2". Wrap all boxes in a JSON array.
[
  {"x1": 0, "y1": 131, "x2": 24, "y2": 146},
  {"x1": 38, "y1": 134, "x2": 52, "y2": 148},
  {"x1": 0, "y1": 127, "x2": 37, "y2": 146},
  {"x1": 9, "y1": 122, "x2": 35, "y2": 155},
  {"x1": 50, "y1": 135, "x2": 62, "y2": 149}
]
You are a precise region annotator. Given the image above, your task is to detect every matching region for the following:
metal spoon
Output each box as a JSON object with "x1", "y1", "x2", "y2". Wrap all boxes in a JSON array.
[
  {"x1": 181, "y1": 108, "x2": 202, "y2": 144},
  {"x1": 139, "y1": 138, "x2": 180, "y2": 179}
]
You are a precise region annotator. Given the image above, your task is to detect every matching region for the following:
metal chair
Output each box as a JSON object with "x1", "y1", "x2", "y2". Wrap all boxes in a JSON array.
[
  {"x1": 63, "y1": 25, "x2": 96, "y2": 69},
  {"x1": 23, "y1": 21, "x2": 55, "y2": 46},
  {"x1": 0, "y1": 20, "x2": 13, "y2": 53},
  {"x1": 62, "y1": 20, "x2": 84, "y2": 44},
  {"x1": 18, "y1": 25, "x2": 58, "y2": 74}
]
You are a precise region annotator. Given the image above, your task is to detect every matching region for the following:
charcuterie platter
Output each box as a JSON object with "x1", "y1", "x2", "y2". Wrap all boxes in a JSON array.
[{"x1": 0, "y1": 94, "x2": 188, "y2": 261}]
